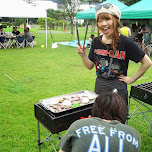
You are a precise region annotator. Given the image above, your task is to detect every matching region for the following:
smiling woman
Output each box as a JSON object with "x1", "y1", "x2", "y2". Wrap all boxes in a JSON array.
[{"x1": 76, "y1": 3, "x2": 152, "y2": 105}]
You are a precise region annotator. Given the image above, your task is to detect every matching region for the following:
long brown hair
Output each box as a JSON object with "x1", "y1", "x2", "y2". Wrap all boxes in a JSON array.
[
  {"x1": 96, "y1": 13, "x2": 121, "y2": 51},
  {"x1": 92, "y1": 92, "x2": 127, "y2": 124}
]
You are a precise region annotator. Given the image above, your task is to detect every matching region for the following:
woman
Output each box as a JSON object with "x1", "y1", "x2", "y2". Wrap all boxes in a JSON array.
[
  {"x1": 58, "y1": 92, "x2": 141, "y2": 152},
  {"x1": 24, "y1": 27, "x2": 33, "y2": 42},
  {"x1": 77, "y1": 3, "x2": 152, "y2": 104},
  {"x1": 12, "y1": 26, "x2": 20, "y2": 36},
  {"x1": 24, "y1": 27, "x2": 33, "y2": 47}
]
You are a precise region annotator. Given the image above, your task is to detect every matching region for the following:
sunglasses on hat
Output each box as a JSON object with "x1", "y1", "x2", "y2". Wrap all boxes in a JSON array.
[{"x1": 95, "y1": 3, "x2": 112, "y2": 11}]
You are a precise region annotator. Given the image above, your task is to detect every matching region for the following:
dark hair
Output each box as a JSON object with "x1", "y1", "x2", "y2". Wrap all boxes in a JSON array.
[
  {"x1": 24, "y1": 27, "x2": 29, "y2": 33},
  {"x1": 0, "y1": 25, "x2": 3, "y2": 29},
  {"x1": 123, "y1": 20, "x2": 129, "y2": 26},
  {"x1": 97, "y1": 13, "x2": 120, "y2": 51},
  {"x1": 92, "y1": 92, "x2": 127, "y2": 124},
  {"x1": 90, "y1": 34, "x2": 94, "y2": 39}
]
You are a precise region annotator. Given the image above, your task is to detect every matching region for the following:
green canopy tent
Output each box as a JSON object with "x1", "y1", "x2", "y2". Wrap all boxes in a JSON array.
[
  {"x1": 121, "y1": 0, "x2": 152, "y2": 19},
  {"x1": 76, "y1": 0, "x2": 128, "y2": 19}
]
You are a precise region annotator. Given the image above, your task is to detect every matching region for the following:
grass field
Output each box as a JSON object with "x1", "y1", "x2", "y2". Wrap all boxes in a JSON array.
[{"x1": 0, "y1": 27, "x2": 152, "y2": 152}]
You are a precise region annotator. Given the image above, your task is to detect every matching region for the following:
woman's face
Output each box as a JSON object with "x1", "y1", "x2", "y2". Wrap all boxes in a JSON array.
[{"x1": 97, "y1": 14, "x2": 114, "y2": 38}]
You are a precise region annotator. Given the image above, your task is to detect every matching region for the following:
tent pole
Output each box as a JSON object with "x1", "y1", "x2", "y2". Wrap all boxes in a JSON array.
[
  {"x1": 75, "y1": 20, "x2": 77, "y2": 40},
  {"x1": 27, "y1": 18, "x2": 28, "y2": 26},
  {"x1": 12, "y1": 18, "x2": 14, "y2": 31},
  {"x1": 45, "y1": 17, "x2": 47, "y2": 48}
]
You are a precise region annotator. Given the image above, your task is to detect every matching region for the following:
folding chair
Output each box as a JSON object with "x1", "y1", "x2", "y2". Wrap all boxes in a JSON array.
[
  {"x1": 25, "y1": 35, "x2": 35, "y2": 48},
  {"x1": 142, "y1": 33, "x2": 152, "y2": 57},
  {"x1": 15, "y1": 36, "x2": 26, "y2": 49},
  {"x1": 142, "y1": 40, "x2": 152, "y2": 57},
  {"x1": 9, "y1": 36, "x2": 17, "y2": 48},
  {"x1": 0, "y1": 36, "x2": 9, "y2": 49}
]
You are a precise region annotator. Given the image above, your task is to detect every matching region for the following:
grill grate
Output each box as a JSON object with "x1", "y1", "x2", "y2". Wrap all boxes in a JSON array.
[
  {"x1": 135, "y1": 82, "x2": 152, "y2": 93},
  {"x1": 130, "y1": 82, "x2": 152, "y2": 105}
]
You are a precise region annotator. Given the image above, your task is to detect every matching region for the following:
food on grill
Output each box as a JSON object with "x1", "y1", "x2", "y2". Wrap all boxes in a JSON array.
[
  {"x1": 82, "y1": 97, "x2": 89, "y2": 104},
  {"x1": 62, "y1": 100, "x2": 72, "y2": 106},
  {"x1": 35, "y1": 90, "x2": 98, "y2": 133},
  {"x1": 71, "y1": 102, "x2": 80, "y2": 108},
  {"x1": 39, "y1": 90, "x2": 98, "y2": 113}
]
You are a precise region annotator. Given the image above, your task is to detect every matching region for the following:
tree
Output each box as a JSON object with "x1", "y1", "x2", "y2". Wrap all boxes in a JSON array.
[
  {"x1": 87, "y1": 0, "x2": 141, "y2": 6},
  {"x1": 47, "y1": 9, "x2": 68, "y2": 21},
  {"x1": 37, "y1": 18, "x2": 45, "y2": 29},
  {"x1": 47, "y1": 17, "x2": 56, "y2": 30},
  {"x1": 14, "y1": 18, "x2": 24, "y2": 27},
  {"x1": 119, "y1": 0, "x2": 141, "y2": 6},
  {"x1": 57, "y1": 0, "x2": 83, "y2": 34}
]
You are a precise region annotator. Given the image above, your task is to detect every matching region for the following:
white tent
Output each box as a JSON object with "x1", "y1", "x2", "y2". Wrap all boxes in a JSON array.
[{"x1": 0, "y1": 0, "x2": 48, "y2": 47}]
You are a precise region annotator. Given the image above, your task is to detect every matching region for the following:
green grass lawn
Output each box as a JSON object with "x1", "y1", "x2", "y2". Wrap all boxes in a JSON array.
[{"x1": 0, "y1": 28, "x2": 152, "y2": 152}]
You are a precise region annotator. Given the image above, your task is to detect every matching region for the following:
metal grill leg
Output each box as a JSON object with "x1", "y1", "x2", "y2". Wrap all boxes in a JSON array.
[
  {"x1": 125, "y1": 95, "x2": 131, "y2": 125},
  {"x1": 128, "y1": 96, "x2": 152, "y2": 136},
  {"x1": 37, "y1": 121, "x2": 41, "y2": 152},
  {"x1": 36, "y1": 120, "x2": 62, "y2": 151}
]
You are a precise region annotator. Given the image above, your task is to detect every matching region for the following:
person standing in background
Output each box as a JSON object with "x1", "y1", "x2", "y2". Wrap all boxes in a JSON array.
[
  {"x1": 138, "y1": 19, "x2": 152, "y2": 55},
  {"x1": 120, "y1": 20, "x2": 131, "y2": 37}
]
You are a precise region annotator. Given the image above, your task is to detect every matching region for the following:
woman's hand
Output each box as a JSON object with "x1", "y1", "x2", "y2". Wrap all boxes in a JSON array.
[
  {"x1": 118, "y1": 75, "x2": 134, "y2": 84},
  {"x1": 76, "y1": 43, "x2": 86, "y2": 56}
]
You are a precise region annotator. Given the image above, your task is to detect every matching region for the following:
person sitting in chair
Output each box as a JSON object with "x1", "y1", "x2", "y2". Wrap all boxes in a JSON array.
[
  {"x1": 0, "y1": 24, "x2": 5, "y2": 36},
  {"x1": 12, "y1": 26, "x2": 20, "y2": 36},
  {"x1": 24, "y1": 27, "x2": 33, "y2": 42},
  {"x1": 24, "y1": 27, "x2": 33, "y2": 47},
  {"x1": 58, "y1": 92, "x2": 141, "y2": 152}
]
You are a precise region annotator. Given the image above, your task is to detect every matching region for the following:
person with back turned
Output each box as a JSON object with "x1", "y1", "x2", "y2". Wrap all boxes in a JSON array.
[
  {"x1": 120, "y1": 20, "x2": 131, "y2": 37},
  {"x1": 58, "y1": 92, "x2": 141, "y2": 152}
]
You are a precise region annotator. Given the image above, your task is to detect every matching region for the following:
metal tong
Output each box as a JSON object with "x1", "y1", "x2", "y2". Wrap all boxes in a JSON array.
[{"x1": 76, "y1": 21, "x2": 88, "y2": 51}]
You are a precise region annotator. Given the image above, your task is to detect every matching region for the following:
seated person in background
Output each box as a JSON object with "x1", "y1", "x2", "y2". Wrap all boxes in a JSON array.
[
  {"x1": 0, "y1": 24, "x2": 5, "y2": 36},
  {"x1": 12, "y1": 26, "x2": 20, "y2": 36},
  {"x1": 0, "y1": 25, "x2": 7, "y2": 42},
  {"x1": 58, "y1": 92, "x2": 141, "y2": 152},
  {"x1": 24, "y1": 27, "x2": 33, "y2": 42},
  {"x1": 86, "y1": 34, "x2": 94, "y2": 47},
  {"x1": 120, "y1": 20, "x2": 131, "y2": 37}
]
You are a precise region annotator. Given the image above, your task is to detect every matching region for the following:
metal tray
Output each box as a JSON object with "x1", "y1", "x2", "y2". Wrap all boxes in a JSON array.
[{"x1": 39, "y1": 90, "x2": 98, "y2": 113}]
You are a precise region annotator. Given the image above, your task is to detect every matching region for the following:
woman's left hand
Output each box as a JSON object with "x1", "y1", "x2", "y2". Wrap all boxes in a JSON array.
[{"x1": 118, "y1": 75, "x2": 134, "y2": 84}]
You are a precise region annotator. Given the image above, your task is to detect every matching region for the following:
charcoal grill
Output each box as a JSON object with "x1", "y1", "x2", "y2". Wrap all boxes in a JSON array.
[
  {"x1": 127, "y1": 82, "x2": 152, "y2": 136},
  {"x1": 34, "y1": 90, "x2": 97, "y2": 152}
]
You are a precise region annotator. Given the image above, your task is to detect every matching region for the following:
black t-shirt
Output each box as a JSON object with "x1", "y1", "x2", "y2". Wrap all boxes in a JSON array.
[
  {"x1": 88, "y1": 34, "x2": 145, "y2": 80},
  {"x1": 12, "y1": 31, "x2": 20, "y2": 35}
]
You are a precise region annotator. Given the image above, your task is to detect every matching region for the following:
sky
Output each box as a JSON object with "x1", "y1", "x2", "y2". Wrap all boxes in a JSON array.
[{"x1": 35, "y1": 0, "x2": 57, "y2": 10}]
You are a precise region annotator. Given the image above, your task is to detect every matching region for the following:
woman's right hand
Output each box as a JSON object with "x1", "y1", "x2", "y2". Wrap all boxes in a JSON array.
[{"x1": 76, "y1": 43, "x2": 86, "y2": 56}]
